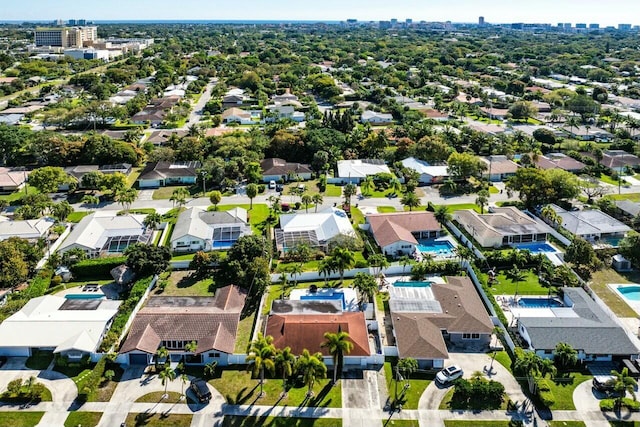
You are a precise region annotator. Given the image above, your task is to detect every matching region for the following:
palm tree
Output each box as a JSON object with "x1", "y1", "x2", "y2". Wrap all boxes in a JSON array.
[
  {"x1": 433, "y1": 205, "x2": 451, "y2": 226},
  {"x1": 155, "y1": 346, "x2": 169, "y2": 372},
  {"x1": 159, "y1": 365, "x2": 176, "y2": 399},
  {"x1": 246, "y1": 333, "x2": 276, "y2": 398},
  {"x1": 170, "y1": 187, "x2": 190, "y2": 208},
  {"x1": 514, "y1": 351, "x2": 544, "y2": 378},
  {"x1": 475, "y1": 189, "x2": 490, "y2": 214},
  {"x1": 352, "y1": 272, "x2": 377, "y2": 310},
  {"x1": 115, "y1": 188, "x2": 137, "y2": 213},
  {"x1": 317, "y1": 258, "x2": 335, "y2": 286},
  {"x1": 143, "y1": 212, "x2": 163, "y2": 230},
  {"x1": 179, "y1": 373, "x2": 189, "y2": 400},
  {"x1": 290, "y1": 263, "x2": 303, "y2": 287},
  {"x1": 389, "y1": 178, "x2": 403, "y2": 196},
  {"x1": 540, "y1": 358, "x2": 557, "y2": 379},
  {"x1": 368, "y1": 253, "x2": 389, "y2": 278},
  {"x1": 322, "y1": 331, "x2": 354, "y2": 385},
  {"x1": 246, "y1": 183, "x2": 259, "y2": 209},
  {"x1": 396, "y1": 358, "x2": 418, "y2": 402},
  {"x1": 185, "y1": 340, "x2": 198, "y2": 356},
  {"x1": 204, "y1": 361, "x2": 218, "y2": 379},
  {"x1": 540, "y1": 205, "x2": 561, "y2": 228},
  {"x1": 401, "y1": 191, "x2": 421, "y2": 211},
  {"x1": 612, "y1": 367, "x2": 637, "y2": 409},
  {"x1": 360, "y1": 176, "x2": 375, "y2": 197},
  {"x1": 330, "y1": 247, "x2": 355, "y2": 282},
  {"x1": 553, "y1": 342, "x2": 578, "y2": 371},
  {"x1": 81, "y1": 194, "x2": 100, "y2": 208},
  {"x1": 399, "y1": 255, "x2": 411, "y2": 275},
  {"x1": 312, "y1": 193, "x2": 323, "y2": 213},
  {"x1": 275, "y1": 346, "x2": 296, "y2": 398},
  {"x1": 343, "y1": 183, "x2": 357, "y2": 208},
  {"x1": 301, "y1": 193, "x2": 312, "y2": 213},
  {"x1": 209, "y1": 190, "x2": 222, "y2": 210},
  {"x1": 454, "y1": 245, "x2": 474, "y2": 267},
  {"x1": 295, "y1": 349, "x2": 327, "y2": 397},
  {"x1": 506, "y1": 265, "x2": 526, "y2": 298}
]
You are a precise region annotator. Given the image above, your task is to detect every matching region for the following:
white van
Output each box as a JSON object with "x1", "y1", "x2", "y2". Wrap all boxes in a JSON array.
[{"x1": 269, "y1": 180, "x2": 277, "y2": 189}]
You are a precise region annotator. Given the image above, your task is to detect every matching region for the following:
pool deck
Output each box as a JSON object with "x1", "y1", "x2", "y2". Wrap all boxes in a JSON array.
[
  {"x1": 289, "y1": 287, "x2": 359, "y2": 312},
  {"x1": 608, "y1": 283, "x2": 640, "y2": 316},
  {"x1": 415, "y1": 235, "x2": 458, "y2": 261}
]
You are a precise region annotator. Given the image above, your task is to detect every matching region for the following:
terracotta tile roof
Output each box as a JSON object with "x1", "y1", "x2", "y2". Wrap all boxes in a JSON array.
[
  {"x1": 265, "y1": 312, "x2": 370, "y2": 357},
  {"x1": 120, "y1": 285, "x2": 246, "y2": 355},
  {"x1": 535, "y1": 154, "x2": 586, "y2": 171},
  {"x1": 366, "y1": 212, "x2": 441, "y2": 247}
]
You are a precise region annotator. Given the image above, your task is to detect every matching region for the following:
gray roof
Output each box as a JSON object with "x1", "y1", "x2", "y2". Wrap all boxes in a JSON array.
[
  {"x1": 171, "y1": 207, "x2": 250, "y2": 242},
  {"x1": 551, "y1": 205, "x2": 631, "y2": 236},
  {"x1": 519, "y1": 287, "x2": 640, "y2": 356},
  {"x1": 616, "y1": 200, "x2": 640, "y2": 217}
]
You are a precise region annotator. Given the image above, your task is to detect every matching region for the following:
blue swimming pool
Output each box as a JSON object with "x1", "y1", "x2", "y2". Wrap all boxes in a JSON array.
[
  {"x1": 65, "y1": 294, "x2": 105, "y2": 300},
  {"x1": 393, "y1": 281, "x2": 433, "y2": 288},
  {"x1": 416, "y1": 240, "x2": 455, "y2": 256},
  {"x1": 617, "y1": 285, "x2": 640, "y2": 302},
  {"x1": 513, "y1": 242, "x2": 557, "y2": 254},
  {"x1": 518, "y1": 297, "x2": 563, "y2": 308},
  {"x1": 212, "y1": 240, "x2": 236, "y2": 249},
  {"x1": 300, "y1": 292, "x2": 346, "y2": 309}
]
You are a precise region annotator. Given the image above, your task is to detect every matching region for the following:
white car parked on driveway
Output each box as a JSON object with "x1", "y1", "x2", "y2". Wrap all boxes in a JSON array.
[{"x1": 435, "y1": 365, "x2": 464, "y2": 385}]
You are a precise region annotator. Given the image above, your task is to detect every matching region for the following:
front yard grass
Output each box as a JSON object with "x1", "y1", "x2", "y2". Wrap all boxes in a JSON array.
[
  {"x1": 0, "y1": 412, "x2": 45, "y2": 427},
  {"x1": 135, "y1": 391, "x2": 189, "y2": 403},
  {"x1": 351, "y1": 206, "x2": 365, "y2": 224},
  {"x1": 490, "y1": 270, "x2": 550, "y2": 295},
  {"x1": 439, "y1": 388, "x2": 508, "y2": 410},
  {"x1": 441, "y1": 203, "x2": 481, "y2": 213},
  {"x1": 384, "y1": 361, "x2": 432, "y2": 410},
  {"x1": 218, "y1": 203, "x2": 269, "y2": 233},
  {"x1": 377, "y1": 206, "x2": 397, "y2": 213},
  {"x1": 605, "y1": 193, "x2": 640, "y2": 202},
  {"x1": 381, "y1": 421, "x2": 420, "y2": 427},
  {"x1": 210, "y1": 370, "x2": 342, "y2": 408},
  {"x1": 64, "y1": 412, "x2": 103, "y2": 427},
  {"x1": 548, "y1": 422, "x2": 586, "y2": 427},
  {"x1": 324, "y1": 184, "x2": 342, "y2": 197},
  {"x1": 222, "y1": 417, "x2": 343, "y2": 427},
  {"x1": 545, "y1": 372, "x2": 592, "y2": 410},
  {"x1": 67, "y1": 211, "x2": 92, "y2": 223},
  {"x1": 125, "y1": 413, "x2": 192, "y2": 427},
  {"x1": 589, "y1": 269, "x2": 640, "y2": 318},
  {"x1": 152, "y1": 185, "x2": 190, "y2": 200}
]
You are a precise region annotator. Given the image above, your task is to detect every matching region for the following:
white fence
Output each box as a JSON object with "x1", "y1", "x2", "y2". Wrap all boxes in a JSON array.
[
  {"x1": 36, "y1": 224, "x2": 72, "y2": 270},
  {"x1": 446, "y1": 220, "x2": 485, "y2": 260},
  {"x1": 114, "y1": 275, "x2": 158, "y2": 351}
]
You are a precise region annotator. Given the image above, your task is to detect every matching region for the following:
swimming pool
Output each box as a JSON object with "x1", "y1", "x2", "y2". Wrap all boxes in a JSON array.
[
  {"x1": 212, "y1": 240, "x2": 236, "y2": 249},
  {"x1": 393, "y1": 281, "x2": 433, "y2": 288},
  {"x1": 300, "y1": 292, "x2": 346, "y2": 309},
  {"x1": 416, "y1": 240, "x2": 455, "y2": 256},
  {"x1": 513, "y1": 242, "x2": 557, "y2": 254},
  {"x1": 617, "y1": 285, "x2": 640, "y2": 302},
  {"x1": 518, "y1": 297, "x2": 563, "y2": 308},
  {"x1": 65, "y1": 294, "x2": 105, "y2": 300}
]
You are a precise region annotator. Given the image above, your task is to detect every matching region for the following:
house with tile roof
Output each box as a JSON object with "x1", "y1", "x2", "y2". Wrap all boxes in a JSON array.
[
  {"x1": 480, "y1": 155, "x2": 519, "y2": 182},
  {"x1": 365, "y1": 211, "x2": 443, "y2": 257},
  {"x1": 137, "y1": 161, "x2": 201, "y2": 188},
  {"x1": 389, "y1": 276, "x2": 494, "y2": 368},
  {"x1": 221, "y1": 107, "x2": 253, "y2": 124},
  {"x1": 453, "y1": 207, "x2": 553, "y2": 248},
  {"x1": 120, "y1": 285, "x2": 246, "y2": 365},
  {"x1": 0, "y1": 167, "x2": 29, "y2": 193},
  {"x1": 261, "y1": 158, "x2": 312, "y2": 183},
  {"x1": 600, "y1": 150, "x2": 640, "y2": 171},
  {"x1": 514, "y1": 287, "x2": 640, "y2": 362},
  {"x1": 171, "y1": 206, "x2": 251, "y2": 252},
  {"x1": 535, "y1": 153, "x2": 586, "y2": 173}
]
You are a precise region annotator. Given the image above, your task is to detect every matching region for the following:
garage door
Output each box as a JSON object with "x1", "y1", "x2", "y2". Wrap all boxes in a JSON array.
[{"x1": 129, "y1": 354, "x2": 149, "y2": 365}]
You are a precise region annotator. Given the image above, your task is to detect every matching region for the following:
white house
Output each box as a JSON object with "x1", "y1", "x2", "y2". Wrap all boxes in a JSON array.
[
  {"x1": 266, "y1": 104, "x2": 305, "y2": 122},
  {"x1": 171, "y1": 207, "x2": 252, "y2": 252},
  {"x1": 551, "y1": 204, "x2": 631, "y2": 247},
  {"x1": 57, "y1": 212, "x2": 152, "y2": 257},
  {"x1": 361, "y1": 110, "x2": 393, "y2": 124},
  {"x1": 0, "y1": 295, "x2": 120, "y2": 358},
  {"x1": 336, "y1": 159, "x2": 391, "y2": 184},
  {"x1": 0, "y1": 217, "x2": 55, "y2": 242},
  {"x1": 221, "y1": 107, "x2": 253, "y2": 124},
  {"x1": 401, "y1": 157, "x2": 449, "y2": 184},
  {"x1": 275, "y1": 207, "x2": 356, "y2": 253}
]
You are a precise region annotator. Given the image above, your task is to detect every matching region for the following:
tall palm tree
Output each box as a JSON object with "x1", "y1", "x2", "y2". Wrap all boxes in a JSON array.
[
  {"x1": 352, "y1": 272, "x2": 378, "y2": 311},
  {"x1": 246, "y1": 183, "x2": 259, "y2": 209},
  {"x1": 389, "y1": 178, "x2": 403, "y2": 196},
  {"x1": 330, "y1": 247, "x2": 355, "y2": 282},
  {"x1": 275, "y1": 346, "x2": 296, "y2": 398},
  {"x1": 317, "y1": 258, "x2": 335, "y2": 286},
  {"x1": 246, "y1": 333, "x2": 276, "y2": 398},
  {"x1": 343, "y1": 183, "x2": 357, "y2": 208},
  {"x1": 514, "y1": 351, "x2": 544, "y2": 378},
  {"x1": 433, "y1": 205, "x2": 451, "y2": 226},
  {"x1": 454, "y1": 245, "x2": 474, "y2": 267},
  {"x1": 612, "y1": 367, "x2": 637, "y2": 409},
  {"x1": 159, "y1": 365, "x2": 176, "y2": 399},
  {"x1": 295, "y1": 349, "x2": 327, "y2": 397},
  {"x1": 360, "y1": 176, "x2": 375, "y2": 197},
  {"x1": 170, "y1": 187, "x2": 190, "y2": 208},
  {"x1": 401, "y1": 191, "x2": 421, "y2": 211},
  {"x1": 143, "y1": 212, "x2": 163, "y2": 230},
  {"x1": 115, "y1": 188, "x2": 137, "y2": 213},
  {"x1": 301, "y1": 193, "x2": 312, "y2": 213},
  {"x1": 475, "y1": 189, "x2": 490, "y2": 214},
  {"x1": 290, "y1": 263, "x2": 303, "y2": 287},
  {"x1": 368, "y1": 253, "x2": 389, "y2": 278},
  {"x1": 553, "y1": 342, "x2": 578, "y2": 371},
  {"x1": 179, "y1": 373, "x2": 189, "y2": 400},
  {"x1": 155, "y1": 346, "x2": 169, "y2": 372},
  {"x1": 322, "y1": 331, "x2": 354, "y2": 384},
  {"x1": 540, "y1": 358, "x2": 557, "y2": 379},
  {"x1": 312, "y1": 193, "x2": 323, "y2": 212},
  {"x1": 540, "y1": 205, "x2": 561, "y2": 228}
]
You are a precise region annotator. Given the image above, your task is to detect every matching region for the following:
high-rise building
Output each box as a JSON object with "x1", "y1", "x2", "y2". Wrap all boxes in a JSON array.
[
  {"x1": 406, "y1": 18, "x2": 413, "y2": 25},
  {"x1": 576, "y1": 23, "x2": 587, "y2": 29},
  {"x1": 35, "y1": 26, "x2": 98, "y2": 48},
  {"x1": 68, "y1": 19, "x2": 76, "y2": 26},
  {"x1": 478, "y1": 16, "x2": 485, "y2": 26},
  {"x1": 589, "y1": 23, "x2": 600, "y2": 29},
  {"x1": 563, "y1": 23, "x2": 572, "y2": 29},
  {"x1": 619, "y1": 24, "x2": 632, "y2": 31}
]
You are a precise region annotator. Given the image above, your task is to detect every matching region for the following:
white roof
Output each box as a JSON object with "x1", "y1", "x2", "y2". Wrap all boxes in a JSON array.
[
  {"x1": 0, "y1": 295, "x2": 120, "y2": 353},
  {"x1": 58, "y1": 211, "x2": 147, "y2": 253},
  {"x1": 337, "y1": 159, "x2": 391, "y2": 179},
  {"x1": 551, "y1": 205, "x2": 631, "y2": 236},
  {"x1": 361, "y1": 110, "x2": 393, "y2": 121},
  {"x1": 171, "y1": 206, "x2": 249, "y2": 242},
  {"x1": 401, "y1": 157, "x2": 449, "y2": 177},
  {"x1": 0, "y1": 217, "x2": 55, "y2": 241},
  {"x1": 279, "y1": 207, "x2": 355, "y2": 242}
]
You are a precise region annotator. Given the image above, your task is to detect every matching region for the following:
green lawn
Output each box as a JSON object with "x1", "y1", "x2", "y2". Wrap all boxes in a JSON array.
[
  {"x1": 276, "y1": 259, "x2": 321, "y2": 273},
  {"x1": 444, "y1": 422, "x2": 511, "y2": 427},
  {"x1": 548, "y1": 422, "x2": 587, "y2": 427},
  {"x1": 218, "y1": 204, "x2": 269, "y2": 233},
  {"x1": 67, "y1": 211, "x2": 92, "y2": 223},
  {"x1": 126, "y1": 167, "x2": 142, "y2": 188},
  {"x1": 589, "y1": 269, "x2": 640, "y2": 318},
  {"x1": 324, "y1": 184, "x2": 342, "y2": 197},
  {"x1": 222, "y1": 417, "x2": 342, "y2": 427},
  {"x1": 490, "y1": 270, "x2": 550, "y2": 295},
  {"x1": 135, "y1": 391, "x2": 188, "y2": 403},
  {"x1": 152, "y1": 186, "x2": 190, "y2": 200},
  {"x1": 384, "y1": 361, "x2": 432, "y2": 410},
  {"x1": 0, "y1": 184, "x2": 38, "y2": 202},
  {"x1": 544, "y1": 372, "x2": 592, "y2": 410},
  {"x1": 171, "y1": 253, "x2": 195, "y2": 261},
  {"x1": 441, "y1": 203, "x2": 481, "y2": 213},
  {"x1": 381, "y1": 421, "x2": 420, "y2": 427},
  {"x1": 439, "y1": 388, "x2": 508, "y2": 410},
  {"x1": 489, "y1": 186, "x2": 500, "y2": 194},
  {"x1": 600, "y1": 174, "x2": 625, "y2": 186},
  {"x1": 493, "y1": 351, "x2": 513, "y2": 374},
  {"x1": 377, "y1": 206, "x2": 397, "y2": 213},
  {"x1": 125, "y1": 413, "x2": 192, "y2": 427},
  {"x1": 64, "y1": 412, "x2": 103, "y2": 427},
  {"x1": 351, "y1": 206, "x2": 365, "y2": 224},
  {"x1": 0, "y1": 412, "x2": 45, "y2": 427},
  {"x1": 158, "y1": 271, "x2": 213, "y2": 297},
  {"x1": 210, "y1": 370, "x2": 342, "y2": 408},
  {"x1": 605, "y1": 193, "x2": 640, "y2": 202},
  {"x1": 234, "y1": 309, "x2": 256, "y2": 353}
]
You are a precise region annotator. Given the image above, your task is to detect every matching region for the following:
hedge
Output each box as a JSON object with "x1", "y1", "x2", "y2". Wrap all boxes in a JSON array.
[
  {"x1": 23, "y1": 270, "x2": 52, "y2": 299},
  {"x1": 79, "y1": 356, "x2": 107, "y2": 399},
  {"x1": 535, "y1": 377, "x2": 555, "y2": 408},
  {"x1": 71, "y1": 257, "x2": 127, "y2": 280}
]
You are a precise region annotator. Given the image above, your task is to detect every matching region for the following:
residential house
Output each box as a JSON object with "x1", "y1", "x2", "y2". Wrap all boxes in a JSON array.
[
  {"x1": 550, "y1": 204, "x2": 631, "y2": 247},
  {"x1": 515, "y1": 287, "x2": 640, "y2": 362},
  {"x1": 480, "y1": 155, "x2": 519, "y2": 182},
  {"x1": 275, "y1": 207, "x2": 355, "y2": 253},
  {"x1": 120, "y1": 285, "x2": 246, "y2": 366},
  {"x1": 137, "y1": 161, "x2": 201, "y2": 188},
  {"x1": 421, "y1": 109, "x2": 450, "y2": 121},
  {"x1": 365, "y1": 211, "x2": 443, "y2": 257},
  {"x1": 57, "y1": 212, "x2": 152, "y2": 257},
  {"x1": 535, "y1": 153, "x2": 586, "y2": 173},
  {"x1": 615, "y1": 200, "x2": 640, "y2": 219},
  {"x1": 562, "y1": 125, "x2": 614, "y2": 142},
  {"x1": 360, "y1": 110, "x2": 393, "y2": 125},
  {"x1": 390, "y1": 276, "x2": 494, "y2": 368},
  {"x1": 145, "y1": 130, "x2": 187, "y2": 146},
  {"x1": 62, "y1": 163, "x2": 132, "y2": 190},
  {"x1": 600, "y1": 150, "x2": 640, "y2": 171},
  {"x1": 0, "y1": 113, "x2": 23, "y2": 126},
  {"x1": 171, "y1": 206, "x2": 252, "y2": 252},
  {"x1": 272, "y1": 90, "x2": 299, "y2": 104},
  {"x1": 221, "y1": 107, "x2": 252, "y2": 125},
  {"x1": 222, "y1": 88, "x2": 249, "y2": 108},
  {"x1": 401, "y1": 157, "x2": 449, "y2": 184},
  {"x1": 467, "y1": 123, "x2": 507, "y2": 135},
  {"x1": 479, "y1": 107, "x2": 509, "y2": 120},
  {"x1": 0, "y1": 295, "x2": 120, "y2": 358},
  {"x1": 336, "y1": 159, "x2": 391, "y2": 184},
  {"x1": 261, "y1": 158, "x2": 312, "y2": 183},
  {"x1": 453, "y1": 207, "x2": 552, "y2": 248},
  {"x1": 0, "y1": 217, "x2": 55, "y2": 242},
  {"x1": 0, "y1": 167, "x2": 29, "y2": 193},
  {"x1": 266, "y1": 104, "x2": 305, "y2": 122}
]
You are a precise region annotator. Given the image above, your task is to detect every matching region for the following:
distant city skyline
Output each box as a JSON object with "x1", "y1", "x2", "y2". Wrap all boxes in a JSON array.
[{"x1": 4, "y1": 0, "x2": 638, "y2": 27}]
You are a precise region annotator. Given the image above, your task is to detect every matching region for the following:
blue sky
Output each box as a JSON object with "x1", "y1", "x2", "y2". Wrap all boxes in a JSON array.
[{"x1": 4, "y1": 0, "x2": 637, "y2": 26}]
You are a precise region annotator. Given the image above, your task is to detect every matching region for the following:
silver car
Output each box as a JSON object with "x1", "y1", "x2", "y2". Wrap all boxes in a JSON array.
[{"x1": 435, "y1": 365, "x2": 464, "y2": 385}]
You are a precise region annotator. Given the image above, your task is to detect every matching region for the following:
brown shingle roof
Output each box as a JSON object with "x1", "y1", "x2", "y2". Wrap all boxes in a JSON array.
[
  {"x1": 391, "y1": 313, "x2": 449, "y2": 360},
  {"x1": 265, "y1": 312, "x2": 370, "y2": 357},
  {"x1": 367, "y1": 212, "x2": 441, "y2": 247},
  {"x1": 261, "y1": 158, "x2": 312, "y2": 176},
  {"x1": 480, "y1": 156, "x2": 519, "y2": 175},
  {"x1": 535, "y1": 154, "x2": 586, "y2": 171}
]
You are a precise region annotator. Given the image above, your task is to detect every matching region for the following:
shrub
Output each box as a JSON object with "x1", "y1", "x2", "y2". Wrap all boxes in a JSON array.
[
  {"x1": 538, "y1": 390, "x2": 555, "y2": 407},
  {"x1": 23, "y1": 270, "x2": 52, "y2": 299},
  {"x1": 258, "y1": 184, "x2": 266, "y2": 193},
  {"x1": 354, "y1": 260, "x2": 368, "y2": 268},
  {"x1": 71, "y1": 257, "x2": 127, "y2": 280},
  {"x1": 623, "y1": 397, "x2": 640, "y2": 411},
  {"x1": 79, "y1": 356, "x2": 107, "y2": 399},
  {"x1": 599, "y1": 399, "x2": 615, "y2": 411}
]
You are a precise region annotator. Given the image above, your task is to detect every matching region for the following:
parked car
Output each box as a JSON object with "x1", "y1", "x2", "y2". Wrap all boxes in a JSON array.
[
  {"x1": 189, "y1": 378, "x2": 212, "y2": 402},
  {"x1": 435, "y1": 365, "x2": 464, "y2": 385},
  {"x1": 269, "y1": 180, "x2": 277, "y2": 190},
  {"x1": 592, "y1": 375, "x2": 616, "y2": 393}
]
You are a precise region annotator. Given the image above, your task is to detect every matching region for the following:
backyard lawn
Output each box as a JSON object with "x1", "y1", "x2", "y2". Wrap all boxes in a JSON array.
[
  {"x1": 490, "y1": 270, "x2": 550, "y2": 295},
  {"x1": 234, "y1": 310, "x2": 256, "y2": 353},
  {"x1": 125, "y1": 413, "x2": 192, "y2": 427},
  {"x1": 222, "y1": 417, "x2": 343, "y2": 427},
  {"x1": 64, "y1": 412, "x2": 103, "y2": 427},
  {"x1": 210, "y1": 370, "x2": 342, "y2": 408},
  {"x1": 67, "y1": 211, "x2": 92, "y2": 223},
  {"x1": 0, "y1": 412, "x2": 45, "y2": 427},
  {"x1": 157, "y1": 271, "x2": 214, "y2": 297},
  {"x1": 589, "y1": 269, "x2": 640, "y2": 318},
  {"x1": 384, "y1": 361, "x2": 432, "y2": 410}
]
